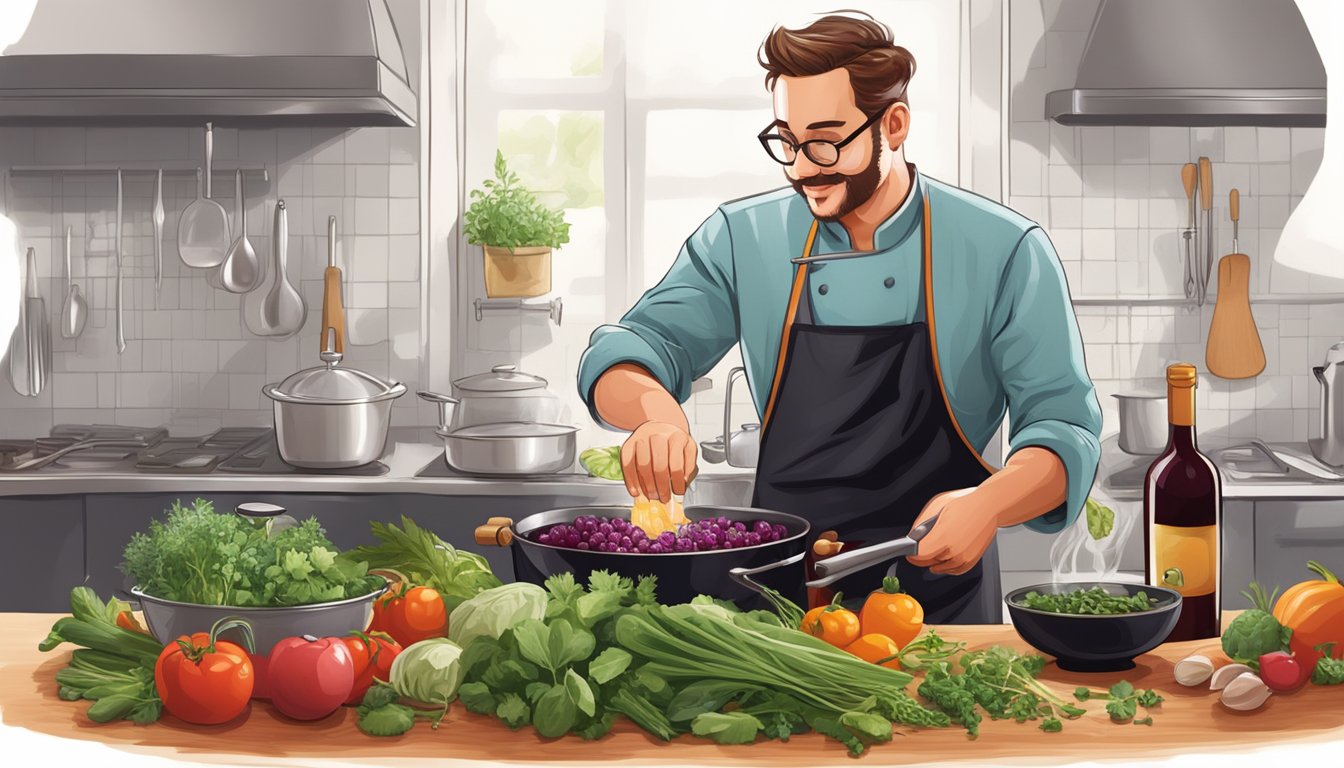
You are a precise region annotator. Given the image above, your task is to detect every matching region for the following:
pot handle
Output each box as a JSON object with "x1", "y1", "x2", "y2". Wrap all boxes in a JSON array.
[
  {"x1": 475, "y1": 516, "x2": 515, "y2": 547},
  {"x1": 417, "y1": 390, "x2": 460, "y2": 430},
  {"x1": 728, "y1": 551, "x2": 805, "y2": 596}
]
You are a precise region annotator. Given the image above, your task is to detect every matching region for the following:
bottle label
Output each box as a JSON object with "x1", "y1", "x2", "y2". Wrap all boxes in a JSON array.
[{"x1": 1153, "y1": 523, "x2": 1217, "y2": 596}]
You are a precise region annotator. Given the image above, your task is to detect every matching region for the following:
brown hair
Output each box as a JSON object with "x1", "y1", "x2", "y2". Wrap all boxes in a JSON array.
[{"x1": 758, "y1": 12, "x2": 916, "y2": 113}]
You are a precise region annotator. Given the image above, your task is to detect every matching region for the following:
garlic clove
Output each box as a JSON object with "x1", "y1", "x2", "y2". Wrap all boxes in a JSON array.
[
  {"x1": 1174, "y1": 654, "x2": 1215, "y2": 687},
  {"x1": 1210, "y1": 663, "x2": 1254, "y2": 691},
  {"x1": 1220, "y1": 672, "x2": 1272, "y2": 711}
]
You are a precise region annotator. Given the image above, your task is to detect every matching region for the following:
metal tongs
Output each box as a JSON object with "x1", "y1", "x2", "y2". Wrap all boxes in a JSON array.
[{"x1": 728, "y1": 513, "x2": 942, "y2": 593}]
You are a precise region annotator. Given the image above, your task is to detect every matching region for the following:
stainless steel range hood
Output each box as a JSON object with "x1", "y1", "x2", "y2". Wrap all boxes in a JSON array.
[
  {"x1": 0, "y1": 0, "x2": 415, "y2": 127},
  {"x1": 1046, "y1": 0, "x2": 1325, "y2": 127}
]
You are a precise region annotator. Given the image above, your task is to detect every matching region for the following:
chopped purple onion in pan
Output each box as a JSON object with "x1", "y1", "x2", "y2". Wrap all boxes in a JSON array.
[{"x1": 534, "y1": 515, "x2": 788, "y2": 553}]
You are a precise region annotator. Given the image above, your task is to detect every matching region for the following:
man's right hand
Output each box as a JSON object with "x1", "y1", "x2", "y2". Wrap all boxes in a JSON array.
[{"x1": 620, "y1": 421, "x2": 697, "y2": 502}]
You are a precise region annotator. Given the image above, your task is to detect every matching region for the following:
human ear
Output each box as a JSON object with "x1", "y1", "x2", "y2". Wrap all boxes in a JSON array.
[{"x1": 884, "y1": 103, "x2": 911, "y2": 149}]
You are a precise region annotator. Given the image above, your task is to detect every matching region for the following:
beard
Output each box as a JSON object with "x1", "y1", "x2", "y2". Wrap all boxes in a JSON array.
[{"x1": 788, "y1": 123, "x2": 884, "y2": 222}]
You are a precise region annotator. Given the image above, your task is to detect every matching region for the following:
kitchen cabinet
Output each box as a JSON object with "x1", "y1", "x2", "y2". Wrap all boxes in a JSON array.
[
  {"x1": 1250, "y1": 500, "x2": 1344, "y2": 597},
  {"x1": 0, "y1": 496, "x2": 84, "y2": 612}
]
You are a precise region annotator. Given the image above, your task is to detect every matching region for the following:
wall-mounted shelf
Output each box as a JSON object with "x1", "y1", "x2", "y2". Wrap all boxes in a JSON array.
[
  {"x1": 8, "y1": 165, "x2": 270, "y2": 182},
  {"x1": 1072, "y1": 294, "x2": 1344, "y2": 307},
  {"x1": 474, "y1": 297, "x2": 563, "y2": 325}
]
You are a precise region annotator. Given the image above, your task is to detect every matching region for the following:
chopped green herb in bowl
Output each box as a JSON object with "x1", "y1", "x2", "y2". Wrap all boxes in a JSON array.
[{"x1": 1016, "y1": 586, "x2": 1159, "y2": 615}]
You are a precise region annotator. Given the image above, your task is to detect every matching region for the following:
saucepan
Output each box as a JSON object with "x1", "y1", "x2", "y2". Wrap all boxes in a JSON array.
[
  {"x1": 1112, "y1": 393, "x2": 1167, "y2": 455},
  {"x1": 475, "y1": 506, "x2": 941, "y2": 608}
]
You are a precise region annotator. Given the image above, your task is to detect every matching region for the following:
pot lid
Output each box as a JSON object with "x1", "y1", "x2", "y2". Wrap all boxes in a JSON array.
[
  {"x1": 440, "y1": 422, "x2": 577, "y2": 438},
  {"x1": 454, "y1": 364, "x2": 549, "y2": 394},
  {"x1": 270, "y1": 352, "x2": 403, "y2": 403}
]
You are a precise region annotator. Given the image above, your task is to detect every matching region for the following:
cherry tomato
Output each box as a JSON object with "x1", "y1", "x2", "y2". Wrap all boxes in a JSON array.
[
  {"x1": 268, "y1": 635, "x2": 355, "y2": 721},
  {"x1": 154, "y1": 620, "x2": 254, "y2": 725},
  {"x1": 801, "y1": 593, "x2": 862, "y2": 649},
  {"x1": 340, "y1": 631, "x2": 402, "y2": 706},
  {"x1": 369, "y1": 585, "x2": 447, "y2": 647},
  {"x1": 844, "y1": 634, "x2": 903, "y2": 671}
]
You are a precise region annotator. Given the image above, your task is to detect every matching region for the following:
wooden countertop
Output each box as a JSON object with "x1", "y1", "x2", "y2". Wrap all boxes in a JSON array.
[{"x1": 3, "y1": 612, "x2": 1343, "y2": 767}]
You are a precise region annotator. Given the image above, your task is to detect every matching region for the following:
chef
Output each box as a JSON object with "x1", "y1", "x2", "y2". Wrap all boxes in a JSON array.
[{"x1": 577, "y1": 13, "x2": 1101, "y2": 623}]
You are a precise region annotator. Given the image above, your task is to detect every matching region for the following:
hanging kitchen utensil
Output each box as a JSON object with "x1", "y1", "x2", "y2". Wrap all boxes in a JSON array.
[
  {"x1": 244, "y1": 199, "x2": 305, "y2": 338},
  {"x1": 220, "y1": 169, "x2": 261, "y2": 293},
  {"x1": 1206, "y1": 188, "x2": 1266, "y2": 379},
  {"x1": 152, "y1": 169, "x2": 164, "y2": 305},
  {"x1": 1198, "y1": 156, "x2": 1214, "y2": 305},
  {"x1": 321, "y1": 215, "x2": 345, "y2": 355},
  {"x1": 60, "y1": 226, "x2": 86, "y2": 340},
  {"x1": 115, "y1": 169, "x2": 125, "y2": 354},
  {"x1": 1181, "y1": 163, "x2": 1199, "y2": 302},
  {"x1": 23, "y1": 246, "x2": 50, "y2": 396},
  {"x1": 6, "y1": 249, "x2": 33, "y2": 397},
  {"x1": 176, "y1": 123, "x2": 231, "y2": 269}
]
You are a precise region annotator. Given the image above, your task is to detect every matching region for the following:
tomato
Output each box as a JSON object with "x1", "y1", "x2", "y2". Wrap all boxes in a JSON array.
[
  {"x1": 154, "y1": 619, "x2": 254, "y2": 725},
  {"x1": 340, "y1": 631, "x2": 402, "y2": 706},
  {"x1": 860, "y1": 576, "x2": 924, "y2": 650},
  {"x1": 801, "y1": 594, "x2": 862, "y2": 649},
  {"x1": 1258, "y1": 651, "x2": 1310, "y2": 693},
  {"x1": 844, "y1": 634, "x2": 903, "y2": 671},
  {"x1": 369, "y1": 585, "x2": 447, "y2": 647},
  {"x1": 268, "y1": 635, "x2": 355, "y2": 721}
]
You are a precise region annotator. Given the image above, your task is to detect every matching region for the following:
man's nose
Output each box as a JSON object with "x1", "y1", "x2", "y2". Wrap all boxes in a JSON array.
[{"x1": 791, "y1": 153, "x2": 824, "y2": 178}]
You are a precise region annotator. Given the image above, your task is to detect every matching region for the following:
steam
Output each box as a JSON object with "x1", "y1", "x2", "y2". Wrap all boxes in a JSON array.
[{"x1": 1049, "y1": 490, "x2": 1139, "y2": 582}]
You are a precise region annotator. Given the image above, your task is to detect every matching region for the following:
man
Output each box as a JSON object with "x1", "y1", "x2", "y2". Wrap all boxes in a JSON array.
[{"x1": 577, "y1": 13, "x2": 1101, "y2": 623}]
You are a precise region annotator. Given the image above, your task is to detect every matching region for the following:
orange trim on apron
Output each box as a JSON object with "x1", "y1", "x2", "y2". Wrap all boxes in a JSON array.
[{"x1": 761, "y1": 195, "x2": 996, "y2": 473}]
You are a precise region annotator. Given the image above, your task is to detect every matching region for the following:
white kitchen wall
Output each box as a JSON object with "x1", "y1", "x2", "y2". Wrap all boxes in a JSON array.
[
  {"x1": 1010, "y1": 0, "x2": 1334, "y2": 445},
  {"x1": 0, "y1": 0, "x2": 433, "y2": 439}
]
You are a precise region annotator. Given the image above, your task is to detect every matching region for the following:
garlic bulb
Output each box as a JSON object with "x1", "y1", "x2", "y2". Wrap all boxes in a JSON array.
[
  {"x1": 1174, "y1": 655, "x2": 1215, "y2": 687},
  {"x1": 1220, "y1": 672, "x2": 1272, "y2": 711},
  {"x1": 1210, "y1": 663, "x2": 1253, "y2": 691}
]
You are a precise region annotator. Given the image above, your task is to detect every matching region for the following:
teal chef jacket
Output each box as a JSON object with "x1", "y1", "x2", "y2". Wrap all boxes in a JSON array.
[{"x1": 577, "y1": 170, "x2": 1102, "y2": 533}]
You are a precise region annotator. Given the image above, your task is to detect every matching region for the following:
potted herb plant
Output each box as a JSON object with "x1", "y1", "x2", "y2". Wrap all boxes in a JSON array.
[{"x1": 464, "y1": 151, "x2": 571, "y2": 298}]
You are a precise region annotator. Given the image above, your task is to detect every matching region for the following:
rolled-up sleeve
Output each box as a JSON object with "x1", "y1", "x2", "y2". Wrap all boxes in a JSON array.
[
  {"x1": 989, "y1": 227, "x2": 1103, "y2": 533},
  {"x1": 577, "y1": 209, "x2": 740, "y2": 427}
]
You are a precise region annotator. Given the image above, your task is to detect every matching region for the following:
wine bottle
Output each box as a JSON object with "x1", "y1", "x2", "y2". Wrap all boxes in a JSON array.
[{"x1": 1144, "y1": 363, "x2": 1222, "y2": 641}]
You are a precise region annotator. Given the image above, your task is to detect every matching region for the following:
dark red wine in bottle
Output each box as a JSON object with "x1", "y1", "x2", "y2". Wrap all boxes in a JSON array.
[{"x1": 1144, "y1": 363, "x2": 1222, "y2": 641}]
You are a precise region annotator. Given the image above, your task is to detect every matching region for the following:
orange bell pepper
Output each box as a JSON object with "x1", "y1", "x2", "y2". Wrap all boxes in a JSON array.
[{"x1": 859, "y1": 576, "x2": 924, "y2": 650}]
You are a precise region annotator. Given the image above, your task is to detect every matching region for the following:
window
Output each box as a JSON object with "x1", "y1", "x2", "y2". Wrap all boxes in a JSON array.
[{"x1": 460, "y1": 0, "x2": 962, "y2": 438}]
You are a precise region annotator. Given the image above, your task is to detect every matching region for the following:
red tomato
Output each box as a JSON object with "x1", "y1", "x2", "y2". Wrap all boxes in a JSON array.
[
  {"x1": 369, "y1": 585, "x2": 447, "y2": 647},
  {"x1": 268, "y1": 635, "x2": 355, "y2": 721},
  {"x1": 154, "y1": 632, "x2": 254, "y2": 725},
  {"x1": 340, "y1": 631, "x2": 402, "y2": 706}
]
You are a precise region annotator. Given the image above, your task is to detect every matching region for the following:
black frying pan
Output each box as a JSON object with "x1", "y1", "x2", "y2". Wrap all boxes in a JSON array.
[{"x1": 475, "y1": 505, "x2": 810, "y2": 608}]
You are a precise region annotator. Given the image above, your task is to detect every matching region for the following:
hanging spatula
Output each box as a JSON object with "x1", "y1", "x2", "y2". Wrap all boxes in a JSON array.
[{"x1": 1206, "y1": 188, "x2": 1266, "y2": 379}]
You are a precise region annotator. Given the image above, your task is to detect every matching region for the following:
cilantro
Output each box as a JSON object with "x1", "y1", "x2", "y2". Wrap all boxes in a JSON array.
[
  {"x1": 1074, "y1": 681, "x2": 1163, "y2": 723},
  {"x1": 1040, "y1": 717, "x2": 1062, "y2": 732},
  {"x1": 496, "y1": 693, "x2": 531, "y2": 729},
  {"x1": 1133, "y1": 716, "x2": 1154, "y2": 726},
  {"x1": 1311, "y1": 643, "x2": 1344, "y2": 685}
]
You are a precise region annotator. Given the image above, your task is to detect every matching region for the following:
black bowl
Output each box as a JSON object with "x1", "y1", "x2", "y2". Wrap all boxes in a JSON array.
[{"x1": 1005, "y1": 581, "x2": 1183, "y2": 672}]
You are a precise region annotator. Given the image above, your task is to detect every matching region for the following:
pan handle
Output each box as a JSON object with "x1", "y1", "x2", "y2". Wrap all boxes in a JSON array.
[
  {"x1": 810, "y1": 512, "x2": 942, "y2": 586},
  {"x1": 475, "y1": 516, "x2": 515, "y2": 547},
  {"x1": 728, "y1": 551, "x2": 805, "y2": 596}
]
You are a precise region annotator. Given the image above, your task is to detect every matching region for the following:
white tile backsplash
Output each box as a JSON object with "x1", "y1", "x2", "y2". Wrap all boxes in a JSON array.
[
  {"x1": 0, "y1": 120, "x2": 423, "y2": 438},
  {"x1": 1011, "y1": 3, "x2": 1328, "y2": 445}
]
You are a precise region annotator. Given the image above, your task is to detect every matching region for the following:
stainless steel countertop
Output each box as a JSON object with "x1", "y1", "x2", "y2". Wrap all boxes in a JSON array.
[
  {"x1": 0, "y1": 427, "x2": 649, "y2": 498},
  {"x1": 1098, "y1": 434, "x2": 1344, "y2": 501}
]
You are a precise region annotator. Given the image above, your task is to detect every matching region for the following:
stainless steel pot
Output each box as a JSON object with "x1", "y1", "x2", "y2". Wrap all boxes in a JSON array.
[
  {"x1": 265, "y1": 330, "x2": 406, "y2": 468},
  {"x1": 429, "y1": 364, "x2": 563, "y2": 429},
  {"x1": 436, "y1": 421, "x2": 577, "y2": 475},
  {"x1": 1112, "y1": 393, "x2": 1167, "y2": 455}
]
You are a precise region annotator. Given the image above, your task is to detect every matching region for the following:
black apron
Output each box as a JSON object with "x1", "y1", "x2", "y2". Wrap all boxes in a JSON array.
[{"x1": 750, "y1": 193, "x2": 1002, "y2": 624}]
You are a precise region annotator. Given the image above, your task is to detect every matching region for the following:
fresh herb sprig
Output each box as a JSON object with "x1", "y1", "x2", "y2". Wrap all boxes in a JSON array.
[
  {"x1": 341, "y1": 516, "x2": 502, "y2": 612},
  {"x1": 1073, "y1": 680, "x2": 1164, "y2": 722},
  {"x1": 918, "y1": 646, "x2": 1084, "y2": 737},
  {"x1": 1312, "y1": 643, "x2": 1344, "y2": 685}
]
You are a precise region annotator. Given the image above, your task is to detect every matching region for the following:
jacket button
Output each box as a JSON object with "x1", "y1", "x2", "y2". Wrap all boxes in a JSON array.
[
  {"x1": 817, "y1": 284, "x2": 829, "y2": 295},
  {"x1": 884, "y1": 277, "x2": 895, "y2": 288}
]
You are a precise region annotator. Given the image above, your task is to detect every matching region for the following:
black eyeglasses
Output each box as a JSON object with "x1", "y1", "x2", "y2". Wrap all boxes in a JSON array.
[{"x1": 758, "y1": 109, "x2": 885, "y2": 167}]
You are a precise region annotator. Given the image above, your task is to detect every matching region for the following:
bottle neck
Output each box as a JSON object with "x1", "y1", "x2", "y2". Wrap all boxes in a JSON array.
[{"x1": 1168, "y1": 380, "x2": 1197, "y2": 449}]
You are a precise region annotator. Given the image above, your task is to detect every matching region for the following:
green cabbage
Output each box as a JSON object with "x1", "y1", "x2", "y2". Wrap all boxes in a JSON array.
[
  {"x1": 390, "y1": 638, "x2": 465, "y2": 705},
  {"x1": 448, "y1": 582, "x2": 548, "y2": 649},
  {"x1": 580, "y1": 446, "x2": 623, "y2": 481}
]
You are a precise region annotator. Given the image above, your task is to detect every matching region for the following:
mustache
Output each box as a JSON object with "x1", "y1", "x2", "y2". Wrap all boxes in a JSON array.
[{"x1": 795, "y1": 173, "x2": 849, "y2": 187}]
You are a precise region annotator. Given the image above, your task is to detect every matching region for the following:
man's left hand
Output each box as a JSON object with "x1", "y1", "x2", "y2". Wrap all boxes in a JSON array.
[{"x1": 905, "y1": 488, "x2": 1000, "y2": 576}]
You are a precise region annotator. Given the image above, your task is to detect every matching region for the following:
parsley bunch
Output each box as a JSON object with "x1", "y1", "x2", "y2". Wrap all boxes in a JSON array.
[
  {"x1": 917, "y1": 646, "x2": 1085, "y2": 737},
  {"x1": 121, "y1": 498, "x2": 381, "y2": 607},
  {"x1": 464, "y1": 151, "x2": 571, "y2": 250},
  {"x1": 1074, "y1": 681, "x2": 1163, "y2": 723}
]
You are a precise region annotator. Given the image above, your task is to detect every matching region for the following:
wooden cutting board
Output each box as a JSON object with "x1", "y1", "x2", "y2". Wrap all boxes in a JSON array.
[{"x1": 1207, "y1": 189, "x2": 1266, "y2": 379}]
